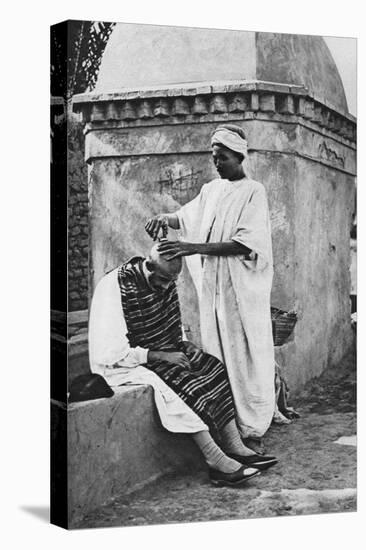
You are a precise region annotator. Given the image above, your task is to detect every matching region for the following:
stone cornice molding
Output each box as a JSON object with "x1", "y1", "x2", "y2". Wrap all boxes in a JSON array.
[{"x1": 73, "y1": 81, "x2": 356, "y2": 144}]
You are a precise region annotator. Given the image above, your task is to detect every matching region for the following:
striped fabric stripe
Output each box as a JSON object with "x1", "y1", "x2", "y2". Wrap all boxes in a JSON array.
[{"x1": 118, "y1": 258, "x2": 235, "y2": 440}]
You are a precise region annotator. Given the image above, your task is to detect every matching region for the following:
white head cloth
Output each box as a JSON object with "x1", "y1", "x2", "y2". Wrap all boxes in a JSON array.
[{"x1": 211, "y1": 127, "x2": 248, "y2": 157}]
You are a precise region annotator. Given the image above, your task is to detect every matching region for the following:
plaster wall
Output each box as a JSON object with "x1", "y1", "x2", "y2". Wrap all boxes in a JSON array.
[
  {"x1": 255, "y1": 33, "x2": 347, "y2": 112},
  {"x1": 86, "y1": 112, "x2": 355, "y2": 392},
  {"x1": 250, "y1": 150, "x2": 354, "y2": 390},
  {"x1": 88, "y1": 153, "x2": 210, "y2": 345}
]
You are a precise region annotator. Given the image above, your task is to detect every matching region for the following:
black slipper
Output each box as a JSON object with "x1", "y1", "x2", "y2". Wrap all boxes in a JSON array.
[
  {"x1": 209, "y1": 465, "x2": 260, "y2": 487},
  {"x1": 228, "y1": 453, "x2": 278, "y2": 470}
]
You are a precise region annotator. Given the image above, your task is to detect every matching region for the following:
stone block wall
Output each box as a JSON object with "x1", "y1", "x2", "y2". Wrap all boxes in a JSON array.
[
  {"x1": 67, "y1": 116, "x2": 89, "y2": 312},
  {"x1": 51, "y1": 105, "x2": 90, "y2": 390}
]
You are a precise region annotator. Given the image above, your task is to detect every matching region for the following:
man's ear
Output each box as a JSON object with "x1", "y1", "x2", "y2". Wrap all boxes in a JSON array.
[{"x1": 145, "y1": 259, "x2": 154, "y2": 272}]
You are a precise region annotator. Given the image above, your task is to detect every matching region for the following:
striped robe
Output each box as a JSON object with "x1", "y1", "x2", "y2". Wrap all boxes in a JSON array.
[{"x1": 118, "y1": 257, "x2": 235, "y2": 440}]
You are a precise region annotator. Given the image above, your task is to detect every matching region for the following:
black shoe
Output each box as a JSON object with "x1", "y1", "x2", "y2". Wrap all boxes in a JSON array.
[
  {"x1": 209, "y1": 465, "x2": 260, "y2": 487},
  {"x1": 228, "y1": 453, "x2": 278, "y2": 471}
]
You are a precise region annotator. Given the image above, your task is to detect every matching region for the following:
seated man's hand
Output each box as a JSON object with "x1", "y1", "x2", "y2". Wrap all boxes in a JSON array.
[
  {"x1": 147, "y1": 350, "x2": 190, "y2": 369},
  {"x1": 181, "y1": 341, "x2": 203, "y2": 361}
]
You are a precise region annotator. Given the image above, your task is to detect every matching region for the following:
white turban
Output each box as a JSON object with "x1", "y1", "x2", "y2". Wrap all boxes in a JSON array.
[{"x1": 211, "y1": 127, "x2": 248, "y2": 158}]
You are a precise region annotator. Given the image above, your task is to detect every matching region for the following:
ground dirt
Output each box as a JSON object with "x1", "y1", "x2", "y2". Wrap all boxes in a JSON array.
[{"x1": 75, "y1": 355, "x2": 356, "y2": 529}]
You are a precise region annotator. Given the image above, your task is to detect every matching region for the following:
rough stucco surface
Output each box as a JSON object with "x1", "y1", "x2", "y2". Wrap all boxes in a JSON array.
[
  {"x1": 89, "y1": 152, "x2": 215, "y2": 345},
  {"x1": 88, "y1": 116, "x2": 355, "y2": 392},
  {"x1": 256, "y1": 33, "x2": 348, "y2": 113},
  {"x1": 288, "y1": 161, "x2": 354, "y2": 386},
  {"x1": 249, "y1": 147, "x2": 355, "y2": 390}
]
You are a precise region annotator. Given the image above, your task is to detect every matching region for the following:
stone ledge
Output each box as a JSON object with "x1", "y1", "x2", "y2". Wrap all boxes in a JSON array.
[
  {"x1": 53, "y1": 384, "x2": 205, "y2": 527},
  {"x1": 51, "y1": 309, "x2": 90, "y2": 392},
  {"x1": 51, "y1": 309, "x2": 88, "y2": 355},
  {"x1": 73, "y1": 80, "x2": 356, "y2": 143}
]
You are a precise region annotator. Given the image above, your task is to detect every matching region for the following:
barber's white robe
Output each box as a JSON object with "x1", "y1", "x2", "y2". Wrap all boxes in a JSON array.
[
  {"x1": 88, "y1": 268, "x2": 208, "y2": 433},
  {"x1": 176, "y1": 177, "x2": 275, "y2": 438}
]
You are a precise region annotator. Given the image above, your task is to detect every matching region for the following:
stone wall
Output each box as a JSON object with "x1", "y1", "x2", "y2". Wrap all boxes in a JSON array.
[
  {"x1": 67, "y1": 116, "x2": 89, "y2": 312},
  {"x1": 64, "y1": 385, "x2": 205, "y2": 526},
  {"x1": 73, "y1": 81, "x2": 356, "y2": 391},
  {"x1": 51, "y1": 105, "x2": 90, "y2": 390}
]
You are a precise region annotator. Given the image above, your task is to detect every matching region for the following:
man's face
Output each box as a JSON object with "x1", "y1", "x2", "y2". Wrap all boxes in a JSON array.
[
  {"x1": 148, "y1": 263, "x2": 178, "y2": 291},
  {"x1": 212, "y1": 144, "x2": 242, "y2": 180}
]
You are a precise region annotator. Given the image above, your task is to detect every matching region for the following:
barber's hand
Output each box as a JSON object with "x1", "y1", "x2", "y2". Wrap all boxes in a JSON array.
[
  {"x1": 157, "y1": 240, "x2": 198, "y2": 260},
  {"x1": 145, "y1": 215, "x2": 168, "y2": 241},
  {"x1": 148, "y1": 350, "x2": 190, "y2": 369},
  {"x1": 181, "y1": 341, "x2": 203, "y2": 362}
]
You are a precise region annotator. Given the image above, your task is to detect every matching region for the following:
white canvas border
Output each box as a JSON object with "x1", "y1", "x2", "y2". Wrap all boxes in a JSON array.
[{"x1": 2, "y1": 1, "x2": 363, "y2": 548}]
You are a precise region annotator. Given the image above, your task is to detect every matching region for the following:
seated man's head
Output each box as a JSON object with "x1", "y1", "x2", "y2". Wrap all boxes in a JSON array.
[{"x1": 145, "y1": 243, "x2": 182, "y2": 290}]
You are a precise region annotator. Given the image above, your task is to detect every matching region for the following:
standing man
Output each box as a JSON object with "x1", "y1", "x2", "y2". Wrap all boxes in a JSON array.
[{"x1": 145, "y1": 124, "x2": 275, "y2": 446}]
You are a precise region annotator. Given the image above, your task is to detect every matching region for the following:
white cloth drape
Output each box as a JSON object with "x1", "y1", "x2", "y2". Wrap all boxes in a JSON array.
[
  {"x1": 176, "y1": 178, "x2": 275, "y2": 438},
  {"x1": 88, "y1": 269, "x2": 208, "y2": 433}
]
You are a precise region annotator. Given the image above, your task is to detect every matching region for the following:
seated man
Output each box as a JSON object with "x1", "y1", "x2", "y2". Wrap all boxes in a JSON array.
[{"x1": 89, "y1": 244, "x2": 277, "y2": 487}]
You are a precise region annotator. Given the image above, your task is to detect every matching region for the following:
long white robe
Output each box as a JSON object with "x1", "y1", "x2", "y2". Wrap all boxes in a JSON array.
[
  {"x1": 176, "y1": 177, "x2": 275, "y2": 438},
  {"x1": 88, "y1": 268, "x2": 208, "y2": 433}
]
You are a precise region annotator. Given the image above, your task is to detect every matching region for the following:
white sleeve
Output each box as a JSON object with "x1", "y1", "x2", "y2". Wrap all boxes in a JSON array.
[
  {"x1": 231, "y1": 185, "x2": 272, "y2": 271},
  {"x1": 175, "y1": 183, "x2": 209, "y2": 240},
  {"x1": 88, "y1": 269, "x2": 148, "y2": 373}
]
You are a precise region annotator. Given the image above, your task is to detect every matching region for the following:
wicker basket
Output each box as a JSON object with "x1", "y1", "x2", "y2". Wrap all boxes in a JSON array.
[{"x1": 271, "y1": 307, "x2": 297, "y2": 347}]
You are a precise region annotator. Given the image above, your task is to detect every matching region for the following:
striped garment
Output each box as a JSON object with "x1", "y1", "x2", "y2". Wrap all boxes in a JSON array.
[{"x1": 118, "y1": 257, "x2": 235, "y2": 440}]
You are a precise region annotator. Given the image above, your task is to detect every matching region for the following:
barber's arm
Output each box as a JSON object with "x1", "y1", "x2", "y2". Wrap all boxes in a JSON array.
[{"x1": 157, "y1": 240, "x2": 254, "y2": 260}]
